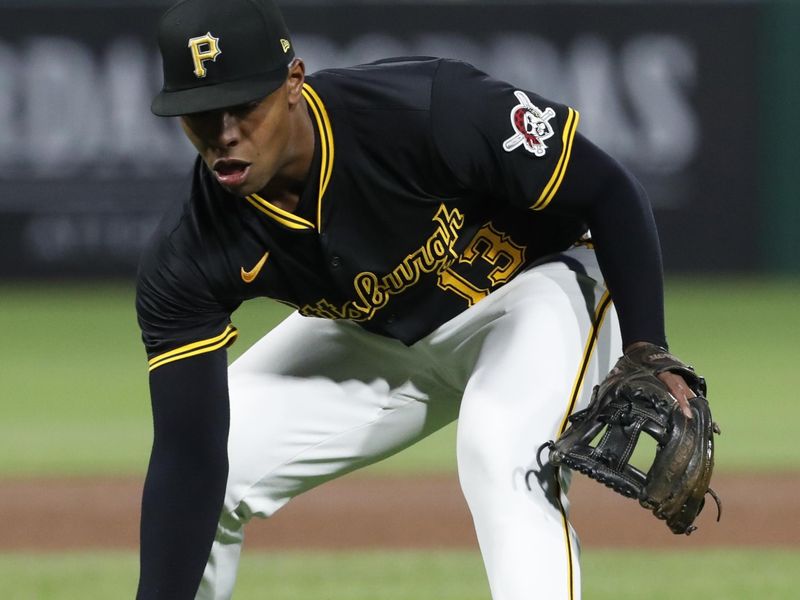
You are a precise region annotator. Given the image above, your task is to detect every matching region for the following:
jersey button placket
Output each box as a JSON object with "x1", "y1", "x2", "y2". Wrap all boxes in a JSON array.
[{"x1": 330, "y1": 255, "x2": 342, "y2": 268}]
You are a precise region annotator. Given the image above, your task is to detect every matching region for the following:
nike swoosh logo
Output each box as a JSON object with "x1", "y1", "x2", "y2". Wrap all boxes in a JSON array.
[{"x1": 240, "y1": 251, "x2": 269, "y2": 284}]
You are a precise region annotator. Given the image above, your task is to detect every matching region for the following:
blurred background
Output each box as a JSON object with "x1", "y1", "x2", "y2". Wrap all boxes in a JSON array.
[
  {"x1": 0, "y1": 1, "x2": 797, "y2": 599},
  {"x1": 1, "y1": 0, "x2": 798, "y2": 276}
]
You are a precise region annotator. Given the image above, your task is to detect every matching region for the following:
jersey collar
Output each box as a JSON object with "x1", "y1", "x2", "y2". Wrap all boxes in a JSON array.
[{"x1": 242, "y1": 82, "x2": 333, "y2": 232}]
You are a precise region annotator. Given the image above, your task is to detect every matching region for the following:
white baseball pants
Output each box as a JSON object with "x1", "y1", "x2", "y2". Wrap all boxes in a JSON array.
[{"x1": 196, "y1": 246, "x2": 621, "y2": 600}]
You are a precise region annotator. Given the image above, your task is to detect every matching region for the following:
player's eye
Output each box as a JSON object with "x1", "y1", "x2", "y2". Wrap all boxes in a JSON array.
[{"x1": 232, "y1": 99, "x2": 263, "y2": 115}]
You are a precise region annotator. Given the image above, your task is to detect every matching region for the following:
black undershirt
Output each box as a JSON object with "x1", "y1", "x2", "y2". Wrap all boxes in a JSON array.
[
  {"x1": 550, "y1": 132, "x2": 667, "y2": 350},
  {"x1": 136, "y1": 350, "x2": 230, "y2": 599}
]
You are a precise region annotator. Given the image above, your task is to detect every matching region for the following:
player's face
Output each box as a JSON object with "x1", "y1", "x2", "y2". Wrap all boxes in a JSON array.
[{"x1": 180, "y1": 63, "x2": 306, "y2": 197}]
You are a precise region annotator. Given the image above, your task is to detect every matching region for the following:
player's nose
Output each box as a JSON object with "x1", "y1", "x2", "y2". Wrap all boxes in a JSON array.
[{"x1": 217, "y1": 111, "x2": 241, "y2": 148}]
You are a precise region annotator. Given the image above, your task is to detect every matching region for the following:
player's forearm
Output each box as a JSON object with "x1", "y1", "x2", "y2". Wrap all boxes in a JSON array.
[
  {"x1": 136, "y1": 351, "x2": 231, "y2": 600},
  {"x1": 555, "y1": 134, "x2": 667, "y2": 349}
]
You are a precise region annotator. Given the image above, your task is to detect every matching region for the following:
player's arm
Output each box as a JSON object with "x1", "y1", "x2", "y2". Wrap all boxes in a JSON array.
[
  {"x1": 430, "y1": 60, "x2": 688, "y2": 410},
  {"x1": 431, "y1": 60, "x2": 665, "y2": 347},
  {"x1": 549, "y1": 132, "x2": 666, "y2": 349},
  {"x1": 135, "y1": 231, "x2": 239, "y2": 599},
  {"x1": 137, "y1": 351, "x2": 230, "y2": 600},
  {"x1": 550, "y1": 134, "x2": 695, "y2": 416}
]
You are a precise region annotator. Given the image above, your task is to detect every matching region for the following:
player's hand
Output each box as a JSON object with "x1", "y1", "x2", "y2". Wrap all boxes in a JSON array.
[
  {"x1": 625, "y1": 342, "x2": 695, "y2": 420},
  {"x1": 657, "y1": 371, "x2": 695, "y2": 420}
]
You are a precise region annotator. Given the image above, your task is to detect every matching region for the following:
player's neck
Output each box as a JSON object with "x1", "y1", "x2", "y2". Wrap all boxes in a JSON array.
[
  {"x1": 257, "y1": 176, "x2": 305, "y2": 213},
  {"x1": 257, "y1": 98, "x2": 315, "y2": 214}
]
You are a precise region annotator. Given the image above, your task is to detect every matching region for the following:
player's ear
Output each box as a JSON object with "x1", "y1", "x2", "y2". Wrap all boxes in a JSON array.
[{"x1": 286, "y1": 58, "x2": 305, "y2": 105}]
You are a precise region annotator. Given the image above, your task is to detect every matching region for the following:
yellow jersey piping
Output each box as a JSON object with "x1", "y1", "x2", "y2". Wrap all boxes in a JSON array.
[
  {"x1": 531, "y1": 108, "x2": 580, "y2": 211},
  {"x1": 557, "y1": 289, "x2": 613, "y2": 435},
  {"x1": 554, "y1": 289, "x2": 613, "y2": 599},
  {"x1": 241, "y1": 84, "x2": 333, "y2": 232},
  {"x1": 245, "y1": 194, "x2": 315, "y2": 230},
  {"x1": 302, "y1": 83, "x2": 334, "y2": 232},
  {"x1": 147, "y1": 324, "x2": 238, "y2": 372}
]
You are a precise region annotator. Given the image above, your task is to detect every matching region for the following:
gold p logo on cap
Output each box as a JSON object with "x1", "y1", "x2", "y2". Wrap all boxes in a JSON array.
[{"x1": 188, "y1": 32, "x2": 221, "y2": 78}]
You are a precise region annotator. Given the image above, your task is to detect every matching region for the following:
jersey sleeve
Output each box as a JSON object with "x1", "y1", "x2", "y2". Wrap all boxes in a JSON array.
[
  {"x1": 136, "y1": 221, "x2": 237, "y2": 372},
  {"x1": 430, "y1": 59, "x2": 579, "y2": 211}
]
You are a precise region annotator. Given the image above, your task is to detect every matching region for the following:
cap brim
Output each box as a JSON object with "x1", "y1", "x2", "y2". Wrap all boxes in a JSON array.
[{"x1": 151, "y1": 67, "x2": 287, "y2": 117}]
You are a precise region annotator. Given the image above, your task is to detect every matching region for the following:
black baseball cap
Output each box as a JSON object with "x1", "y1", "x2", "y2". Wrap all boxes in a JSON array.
[{"x1": 151, "y1": 0, "x2": 295, "y2": 116}]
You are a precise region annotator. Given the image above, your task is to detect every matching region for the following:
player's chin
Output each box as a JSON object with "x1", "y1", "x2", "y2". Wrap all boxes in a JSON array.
[
  {"x1": 219, "y1": 181, "x2": 253, "y2": 197},
  {"x1": 215, "y1": 168, "x2": 259, "y2": 197}
]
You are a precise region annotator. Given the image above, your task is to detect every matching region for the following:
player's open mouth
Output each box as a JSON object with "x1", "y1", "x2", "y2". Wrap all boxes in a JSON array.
[{"x1": 213, "y1": 159, "x2": 251, "y2": 187}]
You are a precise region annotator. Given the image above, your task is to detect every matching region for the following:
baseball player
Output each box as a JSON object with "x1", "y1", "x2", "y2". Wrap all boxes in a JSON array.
[{"x1": 136, "y1": 0, "x2": 697, "y2": 598}]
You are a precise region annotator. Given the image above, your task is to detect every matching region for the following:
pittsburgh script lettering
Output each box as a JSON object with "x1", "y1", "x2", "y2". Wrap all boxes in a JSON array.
[{"x1": 300, "y1": 204, "x2": 464, "y2": 321}]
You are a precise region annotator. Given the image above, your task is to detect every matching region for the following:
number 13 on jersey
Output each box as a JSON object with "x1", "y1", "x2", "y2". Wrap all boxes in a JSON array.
[{"x1": 439, "y1": 223, "x2": 527, "y2": 306}]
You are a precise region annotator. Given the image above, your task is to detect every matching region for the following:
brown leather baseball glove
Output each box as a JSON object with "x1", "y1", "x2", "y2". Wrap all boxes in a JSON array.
[{"x1": 540, "y1": 343, "x2": 721, "y2": 535}]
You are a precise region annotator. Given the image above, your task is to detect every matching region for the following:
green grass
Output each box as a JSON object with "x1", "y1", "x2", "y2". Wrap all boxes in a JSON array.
[
  {"x1": 665, "y1": 277, "x2": 799, "y2": 470},
  {"x1": 0, "y1": 285, "x2": 291, "y2": 476},
  {"x1": 0, "y1": 549, "x2": 797, "y2": 599},
  {"x1": 583, "y1": 548, "x2": 800, "y2": 600},
  {"x1": 0, "y1": 277, "x2": 797, "y2": 476}
]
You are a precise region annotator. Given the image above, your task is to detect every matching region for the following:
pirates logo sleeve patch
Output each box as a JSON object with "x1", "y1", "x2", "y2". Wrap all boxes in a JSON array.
[{"x1": 502, "y1": 91, "x2": 556, "y2": 157}]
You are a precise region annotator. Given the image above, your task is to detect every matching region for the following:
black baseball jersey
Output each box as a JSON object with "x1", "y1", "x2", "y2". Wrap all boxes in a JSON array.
[
  {"x1": 136, "y1": 57, "x2": 588, "y2": 370},
  {"x1": 137, "y1": 55, "x2": 669, "y2": 599}
]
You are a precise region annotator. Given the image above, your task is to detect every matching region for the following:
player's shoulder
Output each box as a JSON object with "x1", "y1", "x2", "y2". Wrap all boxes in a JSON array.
[
  {"x1": 135, "y1": 159, "x2": 240, "y2": 356},
  {"x1": 308, "y1": 56, "x2": 503, "y2": 115},
  {"x1": 136, "y1": 157, "x2": 231, "y2": 297},
  {"x1": 429, "y1": 57, "x2": 568, "y2": 135},
  {"x1": 306, "y1": 56, "x2": 464, "y2": 112},
  {"x1": 138, "y1": 163, "x2": 197, "y2": 274},
  {"x1": 136, "y1": 203, "x2": 190, "y2": 289},
  {"x1": 430, "y1": 57, "x2": 495, "y2": 92}
]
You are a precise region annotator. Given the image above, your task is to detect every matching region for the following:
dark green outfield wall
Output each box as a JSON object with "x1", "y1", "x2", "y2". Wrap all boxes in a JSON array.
[{"x1": 762, "y1": 1, "x2": 800, "y2": 273}]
